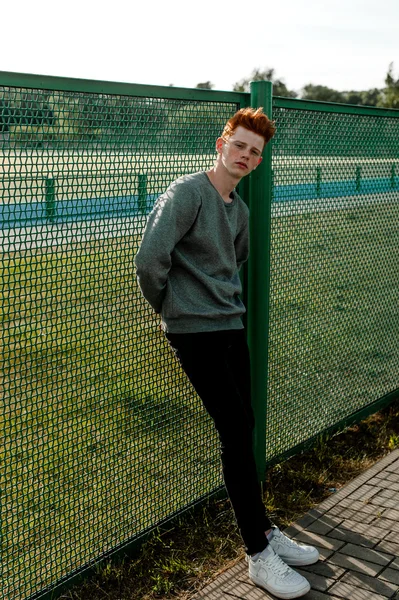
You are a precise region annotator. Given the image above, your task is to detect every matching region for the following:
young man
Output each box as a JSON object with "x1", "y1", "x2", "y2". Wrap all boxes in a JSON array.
[{"x1": 135, "y1": 108, "x2": 319, "y2": 599}]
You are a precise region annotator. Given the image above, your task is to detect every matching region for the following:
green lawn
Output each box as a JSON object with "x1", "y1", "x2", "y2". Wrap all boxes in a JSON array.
[
  {"x1": 1, "y1": 235, "x2": 220, "y2": 600},
  {"x1": 267, "y1": 196, "x2": 399, "y2": 459}
]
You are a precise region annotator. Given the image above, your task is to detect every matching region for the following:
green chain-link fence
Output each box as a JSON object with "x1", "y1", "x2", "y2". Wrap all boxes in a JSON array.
[
  {"x1": 1, "y1": 73, "x2": 399, "y2": 600},
  {"x1": 266, "y1": 98, "x2": 399, "y2": 463},
  {"x1": 0, "y1": 73, "x2": 247, "y2": 600}
]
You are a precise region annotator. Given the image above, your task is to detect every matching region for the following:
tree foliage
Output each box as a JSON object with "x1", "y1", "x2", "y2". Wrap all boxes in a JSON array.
[
  {"x1": 301, "y1": 84, "x2": 383, "y2": 106},
  {"x1": 195, "y1": 81, "x2": 214, "y2": 90},
  {"x1": 301, "y1": 84, "x2": 346, "y2": 103},
  {"x1": 345, "y1": 88, "x2": 382, "y2": 107},
  {"x1": 233, "y1": 68, "x2": 297, "y2": 98},
  {"x1": 232, "y1": 63, "x2": 398, "y2": 108},
  {"x1": 378, "y1": 63, "x2": 399, "y2": 109}
]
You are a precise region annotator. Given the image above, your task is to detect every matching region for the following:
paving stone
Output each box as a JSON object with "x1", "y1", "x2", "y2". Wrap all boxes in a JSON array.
[
  {"x1": 379, "y1": 488, "x2": 399, "y2": 499},
  {"x1": 367, "y1": 477, "x2": 399, "y2": 492},
  {"x1": 383, "y1": 530, "x2": 399, "y2": 543},
  {"x1": 372, "y1": 472, "x2": 399, "y2": 484},
  {"x1": 327, "y1": 520, "x2": 382, "y2": 547},
  {"x1": 301, "y1": 591, "x2": 338, "y2": 600},
  {"x1": 340, "y1": 570, "x2": 398, "y2": 596},
  {"x1": 379, "y1": 567, "x2": 399, "y2": 585},
  {"x1": 358, "y1": 450, "x2": 399, "y2": 477},
  {"x1": 369, "y1": 494, "x2": 399, "y2": 510},
  {"x1": 327, "y1": 505, "x2": 376, "y2": 524},
  {"x1": 316, "y1": 478, "x2": 368, "y2": 512},
  {"x1": 306, "y1": 515, "x2": 342, "y2": 536},
  {"x1": 280, "y1": 514, "x2": 317, "y2": 538},
  {"x1": 328, "y1": 528, "x2": 375, "y2": 548},
  {"x1": 375, "y1": 539, "x2": 399, "y2": 555},
  {"x1": 313, "y1": 496, "x2": 338, "y2": 514},
  {"x1": 336, "y1": 497, "x2": 382, "y2": 516},
  {"x1": 195, "y1": 562, "x2": 270, "y2": 599},
  {"x1": 297, "y1": 512, "x2": 321, "y2": 527},
  {"x1": 368, "y1": 517, "x2": 399, "y2": 533},
  {"x1": 316, "y1": 547, "x2": 335, "y2": 562},
  {"x1": 226, "y1": 584, "x2": 274, "y2": 599},
  {"x1": 390, "y1": 556, "x2": 399, "y2": 570},
  {"x1": 328, "y1": 581, "x2": 389, "y2": 599},
  {"x1": 381, "y1": 508, "x2": 399, "y2": 521},
  {"x1": 300, "y1": 561, "x2": 345, "y2": 580},
  {"x1": 228, "y1": 582, "x2": 274, "y2": 599},
  {"x1": 385, "y1": 460, "x2": 399, "y2": 474},
  {"x1": 307, "y1": 508, "x2": 326, "y2": 520},
  {"x1": 347, "y1": 484, "x2": 382, "y2": 502},
  {"x1": 295, "y1": 531, "x2": 345, "y2": 551},
  {"x1": 374, "y1": 450, "x2": 399, "y2": 467},
  {"x1": 328, "y1": 552, "x2": 384, "y2": 577},
  {"x1": 339, "y1": 543, "x2": 393, "y2": 566},
  {"x1": 296, "y1": 568, "x2": 335, "y2": 592},
  {"x1": 283, "y1": 524, "x2": 305, "y2": 538}
]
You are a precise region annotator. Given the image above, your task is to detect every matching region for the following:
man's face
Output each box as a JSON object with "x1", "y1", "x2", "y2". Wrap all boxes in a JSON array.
[{"x1": 217, "y1": 126, "x2": 264, "y2": 179}]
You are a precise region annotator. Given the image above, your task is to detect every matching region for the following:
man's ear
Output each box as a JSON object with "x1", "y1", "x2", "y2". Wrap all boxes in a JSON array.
[
  {"x1": 257, "y1": 156, "x2": 263, "y2": 165},
  {"x1": 216, "y1": 137, "x2": 224, "y2": 154}
]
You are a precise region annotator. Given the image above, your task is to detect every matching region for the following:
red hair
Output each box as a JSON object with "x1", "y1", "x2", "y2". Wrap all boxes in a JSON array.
[{"x1": 222, "y1": 107, "x2": 276, "y2": 145}]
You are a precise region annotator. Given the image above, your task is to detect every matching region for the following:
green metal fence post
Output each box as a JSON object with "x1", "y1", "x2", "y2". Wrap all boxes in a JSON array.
[
  {"x1": 247, "y1": 80, "x2": 273, "y2": 482},
  {"x1": 45, "y1": 176, "x2": 56, "y2": 221}
]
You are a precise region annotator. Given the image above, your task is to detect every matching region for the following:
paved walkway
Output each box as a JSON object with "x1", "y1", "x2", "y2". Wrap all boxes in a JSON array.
[{"x1": 195, "y1": 448, "x2": 399, "y2": 600}]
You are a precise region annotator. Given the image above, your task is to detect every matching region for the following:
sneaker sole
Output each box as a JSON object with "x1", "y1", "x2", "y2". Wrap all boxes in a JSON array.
[{"x1": 249, "y1": 575, "x2": 311, "y2": 599}]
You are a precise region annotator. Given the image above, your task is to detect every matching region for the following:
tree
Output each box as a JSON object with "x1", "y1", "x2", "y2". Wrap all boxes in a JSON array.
[
  {"x1": 301, "y1": 84, "x2": 345, "y2": 103},
  {"x1": 348, "y1": 88, "x2": 381, "y2": 107},
  {"x1": 379, "y1": 63, "x2": 399, "y2": 109},
  {"x1": 301, "y1": 85, "x2": 382, "y2": 107},
  {"x1": 342, "y1": 91, "x2": 364, "y2": 105},
  {"x1": 360, "y1": 89, "x2": 382, "y2": 106},
  {"x1": 233, "y1": 68, "x2": 297, "y2": 98},
  {"x1": 196, "y1": 81, "x2": 214, "y2": 90}
]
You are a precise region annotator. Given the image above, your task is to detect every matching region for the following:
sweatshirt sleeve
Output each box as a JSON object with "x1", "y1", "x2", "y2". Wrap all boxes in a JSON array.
[
  {"x1": 235, "y1": 204, "x2": 250, "y2": 269},
  {"x1": 134, "y1": 180, "x2": 201, "y2": 313}
]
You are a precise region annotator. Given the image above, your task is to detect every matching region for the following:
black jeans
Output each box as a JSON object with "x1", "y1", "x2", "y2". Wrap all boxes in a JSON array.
[{"x1": 166, "y1": 328, "x2": 272, "y2": 555}]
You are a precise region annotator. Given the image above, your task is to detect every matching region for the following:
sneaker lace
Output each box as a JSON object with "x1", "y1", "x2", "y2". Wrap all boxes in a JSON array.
[
  {"x1": 283, "y1": 536, "x2": 299, "y2": 548},
  {"x1": 266, "y1": 551, "x2": 293, "y2": 577},
  {"x1": 277, "y1": 532, "x2": 302, "y2": 549}
]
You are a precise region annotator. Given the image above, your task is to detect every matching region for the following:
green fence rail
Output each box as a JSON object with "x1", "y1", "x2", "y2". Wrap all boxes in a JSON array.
[{"x1": 1, "y1": 72, "x2": 399, "y2": 600}]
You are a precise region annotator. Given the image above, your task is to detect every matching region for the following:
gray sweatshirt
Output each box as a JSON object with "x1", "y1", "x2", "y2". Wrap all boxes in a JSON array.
[{"x1": 134, "y1": 171, "x2": 249, "y2": 333}]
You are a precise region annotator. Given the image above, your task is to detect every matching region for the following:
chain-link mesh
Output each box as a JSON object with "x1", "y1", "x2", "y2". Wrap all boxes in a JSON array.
[
  {"x1": 2, "y1": 80, "x2": 399, "y2": 600},
  {"x1": 267, "y1": 103, "x2": 399, "y2": 461},
  {"x1": 0, "y1": 83, "x2": 242, "y2": 600}
]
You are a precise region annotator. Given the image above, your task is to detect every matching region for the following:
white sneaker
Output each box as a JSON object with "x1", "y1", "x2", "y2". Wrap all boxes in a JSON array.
[
  {"x1": 269, "y1": 527, "x2": 320, "y2": 566},
  {"x1": 248, "y1": 545, "x2": 310, "y2": 599}
]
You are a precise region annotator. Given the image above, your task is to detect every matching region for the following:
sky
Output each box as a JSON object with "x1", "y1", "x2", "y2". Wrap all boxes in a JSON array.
[{"x1": 1, "y1": 0, "x2": 398, "y2": 95}]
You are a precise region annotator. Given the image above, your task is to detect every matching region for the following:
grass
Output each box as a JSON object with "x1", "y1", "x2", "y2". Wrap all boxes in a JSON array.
[
  {"x1": 266, "y1": 196, "x2": 399, "y2": 460},
  {"x1": 2, "y1": 194, "x2": 399, "y2": 599},
  {"x1": 1, "y1": 235, "x2": 221, "y2": 600},
  {"x1": 62, "y1": 399, "x2": 399, "y2": 600}
]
